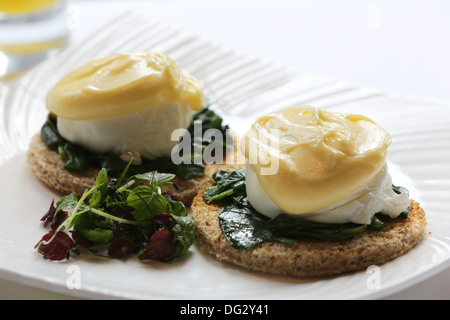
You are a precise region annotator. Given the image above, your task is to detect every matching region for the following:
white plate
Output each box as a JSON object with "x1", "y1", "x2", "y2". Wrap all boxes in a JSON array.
[{"x1": 1, "y1": 12, "x2": 450, "y2": 300}]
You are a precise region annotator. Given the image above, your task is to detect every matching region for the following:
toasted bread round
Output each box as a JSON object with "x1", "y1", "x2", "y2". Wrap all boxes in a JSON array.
[
  {"x1": 191, "y1": 185, "x2": 427, "y2": 277},
  {"x1": 27, "y1": 134, "x2": 243, "y2": 206}
]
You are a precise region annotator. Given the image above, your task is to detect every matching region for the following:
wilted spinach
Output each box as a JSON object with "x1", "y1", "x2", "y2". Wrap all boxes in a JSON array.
[
  {"x1": 202, "y1": 170, "x2": 246, "y2": 203},
  {"x1": 41, "y1": 115, "x2": 88, "y2": 172}
]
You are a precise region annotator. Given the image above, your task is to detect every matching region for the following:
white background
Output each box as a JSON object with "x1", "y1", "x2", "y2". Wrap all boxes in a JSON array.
[{"x1": 1, "y1": 0, "x2": 450, "y2": 299}]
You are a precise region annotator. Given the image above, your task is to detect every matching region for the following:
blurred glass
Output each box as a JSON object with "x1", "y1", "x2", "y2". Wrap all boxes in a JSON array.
[{"x1": 0, "y1": 0, "x2": 69, "y2": 80}]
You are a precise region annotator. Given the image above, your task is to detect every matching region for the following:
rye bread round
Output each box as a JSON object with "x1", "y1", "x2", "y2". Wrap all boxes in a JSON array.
[{"x1": 191, "y1": 184, "x2": 427, "y2": 277}]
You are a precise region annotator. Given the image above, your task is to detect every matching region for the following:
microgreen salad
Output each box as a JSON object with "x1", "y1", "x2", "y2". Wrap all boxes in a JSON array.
[{"x1": 35, "y1": 163, "x2": 195, "y2": 262}]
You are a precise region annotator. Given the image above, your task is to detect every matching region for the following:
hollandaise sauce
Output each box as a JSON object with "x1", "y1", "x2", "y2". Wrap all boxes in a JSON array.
[{"x1": 47, "y1": 52, "x2": 205, "y2": 120}]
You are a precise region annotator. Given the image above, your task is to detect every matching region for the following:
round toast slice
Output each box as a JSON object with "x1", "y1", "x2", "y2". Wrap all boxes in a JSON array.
[
  {"x1": 191, "y1": 183, "x2": 427, "y2": 277},
  {"x1": 27, "y1": 133, "x2": 243, "y2": 206}
]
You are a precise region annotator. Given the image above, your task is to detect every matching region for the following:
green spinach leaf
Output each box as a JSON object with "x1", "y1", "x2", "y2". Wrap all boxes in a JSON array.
[
  {"x1": 40, "y1": 115, "x2": 63, "y2": 149},
  {"x1": 203, "y1": 170, "x2": 246, "y2": 202},
  {"x1": 41, "y1": 115, "x2": 88, "y2": 172},
  {"x1": 219, "y1": 195, "x2": 294, "y2": 249}
]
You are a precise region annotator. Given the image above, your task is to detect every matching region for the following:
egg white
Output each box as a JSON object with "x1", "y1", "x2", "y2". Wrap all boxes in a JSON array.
[
  {"x1": 245, "y1": 162, "x2": 410, "y2": 224},
  {"x1": 57, "y1": 103, "x2": 192, "y2": 160}
]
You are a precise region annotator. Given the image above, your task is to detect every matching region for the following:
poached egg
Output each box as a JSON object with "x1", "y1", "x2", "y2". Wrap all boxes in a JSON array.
[
  {"x1": 241, "y1": 105, "x2": 409, "y2": 224},
  {"x1": 46, "y1": 52, "x2": 205, "y2": 160}
]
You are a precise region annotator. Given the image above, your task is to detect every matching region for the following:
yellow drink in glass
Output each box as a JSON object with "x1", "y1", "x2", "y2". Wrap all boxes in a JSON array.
[
  {"x1": 0, "y1": 0, "x2": 69, "y2": 79},
  {"x1": 0, "y1": 0, "x2": 61, "y2": 15}
]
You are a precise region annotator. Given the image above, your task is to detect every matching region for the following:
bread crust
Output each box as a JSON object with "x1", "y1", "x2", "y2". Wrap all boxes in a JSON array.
[
  {"x1": 27, "y1": 134, "x2": 242, "y2": 206},
  {"x1": 191, "y1": 184, "x2": 427, "y2": 277},
  {"x1": 28, "y1": 134, "x2": 99, "y2": 196}
]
